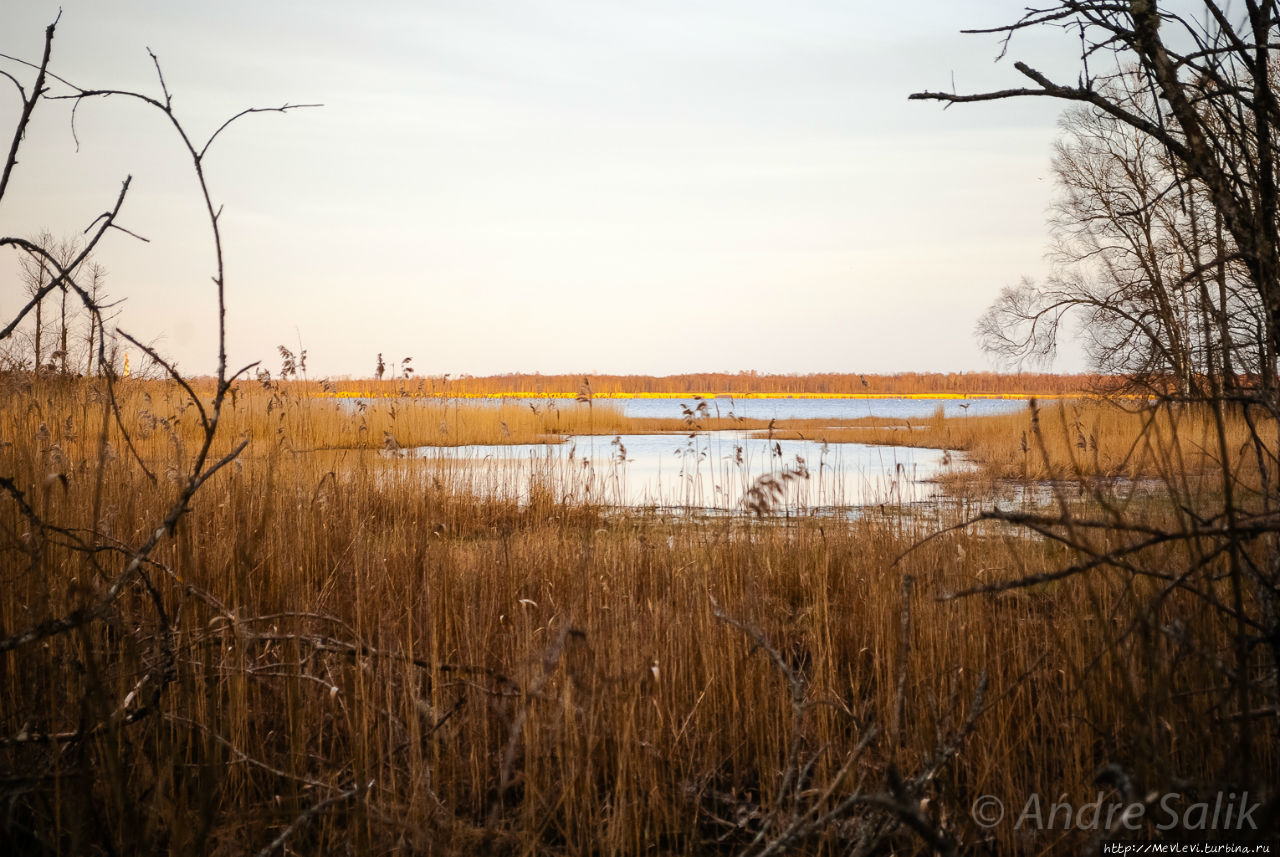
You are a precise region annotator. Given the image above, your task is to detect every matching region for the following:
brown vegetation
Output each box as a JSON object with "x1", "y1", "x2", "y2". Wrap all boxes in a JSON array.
[
  {"x1": 764, "y1": 398, "x2": 1272, "y2": 482},
  {"x1": 5, "y1": 7, "x2": 1278, "y2": 854},
  {"x1": 323, "y1": 371, "x2": 1104, "y2": 398},
  {"x1": 2, "y1": 376, "x2": 1274, "y2": 854},
  {"x1": 53, "y1": 377, "x2": 778, "y2": 453}
]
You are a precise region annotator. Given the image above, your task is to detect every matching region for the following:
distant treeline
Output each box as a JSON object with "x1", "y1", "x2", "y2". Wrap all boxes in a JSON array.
[{"x1": 327, "y1": 371, "x2": 1109, "y2": 397}]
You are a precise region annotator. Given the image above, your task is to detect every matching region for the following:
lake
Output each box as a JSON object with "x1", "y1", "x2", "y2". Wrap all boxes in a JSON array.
[
  {"x1": 398, "y1": 396, "x2": 1030, "y2": 512},
  {"x1": 409, "y1": 395, "x2": 1032, "y2": 421}
]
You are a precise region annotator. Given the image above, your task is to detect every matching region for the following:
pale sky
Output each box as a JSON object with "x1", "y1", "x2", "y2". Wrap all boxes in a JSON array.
[{"x1": 0, "y1": 1, "x2": 1085, "y2": 378}]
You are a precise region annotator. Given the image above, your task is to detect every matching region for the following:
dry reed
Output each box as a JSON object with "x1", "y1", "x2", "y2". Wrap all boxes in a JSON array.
[{"x1": 0, "y1": 376, "x2": 1272, "y2": 854}]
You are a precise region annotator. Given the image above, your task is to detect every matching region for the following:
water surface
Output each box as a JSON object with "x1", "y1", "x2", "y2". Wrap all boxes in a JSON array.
[
  {"x1": 406, "y1": 429, "x2": 965, "y2": 512},
  {"x1": 411, "y1": 395, "x2": 1032, "y2": 421}
]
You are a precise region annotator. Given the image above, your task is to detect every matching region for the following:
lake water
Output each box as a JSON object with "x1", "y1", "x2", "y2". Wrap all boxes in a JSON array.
[
  {"x1": 414, "y1": 395, "x2": 1031, "y2": 421},
  {"x1": 406, "y1": 429, "x2": 962, "y2": 512},
  {"x1": 393, "y1": 395, "x2": 1034, "y2": 512}
]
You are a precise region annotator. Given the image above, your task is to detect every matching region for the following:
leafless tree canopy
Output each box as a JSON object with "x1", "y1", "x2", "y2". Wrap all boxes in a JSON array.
[
  {"x1": 5, "y1": 230, "x2": 115, "y2": 374},
  {"x1": 915, "y1": 1, "x2": 1280, "y2": 395},
  {"x1": 978, "y1": 84, "x2": 1273, "y2": 396},
  {"x1": 917, "y1": 0, "x2": 1280, "y2": 816}
]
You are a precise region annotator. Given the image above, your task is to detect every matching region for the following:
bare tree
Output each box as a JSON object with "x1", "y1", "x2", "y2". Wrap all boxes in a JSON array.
[
  {"x1": 914, "y1": 2, "x2": 1280, "y2": 827},
  {"x1": 978, "y1": 84, "x2": 1273, "y2": 396},
  {"x1": 0, "y1": 15, "x2": 325, "y2": 852},
  {"x1": 80, "y1": 259, "x2": 113, "y2": 375},
  {"x1": 13, "y1": 231, "x2": 109, "y2": 374},
  {"x1": 913, "y1": 2, "x2": 1280, "y2": 386}
]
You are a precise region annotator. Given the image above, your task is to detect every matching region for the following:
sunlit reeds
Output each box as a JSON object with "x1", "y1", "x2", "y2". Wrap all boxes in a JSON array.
[
  {"x1": 319, "y1": 370, "x2": 1102, "y2": 399},
  {"x1": 764, "y1": 398, "x2": 1270, "y2": 483},
  {"x1": 1, "y1": 375, "x2": 1272, "y2": 854}
]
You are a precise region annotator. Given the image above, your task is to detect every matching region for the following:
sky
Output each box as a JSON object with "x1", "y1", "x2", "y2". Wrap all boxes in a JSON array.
[{"x1": 0, "y1": 1, "x2": 1086, "y2": 379}]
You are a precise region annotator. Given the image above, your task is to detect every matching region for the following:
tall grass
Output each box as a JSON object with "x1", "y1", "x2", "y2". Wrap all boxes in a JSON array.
[
  {"x1": 0, "y1": 376, "x2": 1273, "y2": 854},
  {"x1": 323, "y1": 371, "x2": 1103, "y2": 398},
  {"x1": 768, "y1": 398, "x2": 1271, "y2": 483},
  {"x1": 63, "y1": 377, "x2": 779, "y2": 454}
]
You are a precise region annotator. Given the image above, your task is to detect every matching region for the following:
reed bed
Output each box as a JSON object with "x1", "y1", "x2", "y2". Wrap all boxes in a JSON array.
[
  {"x1": 35, "y1": 377, "x2": 778, "y2": 456},
  {"x1": 764, "y1": 399, "x2": 1272, "y2": 484},
  {"x1": 0, "y1": 377, "x2": 1273, "y2": 855},
  {"x1": 322, "y1": 371, "x2": 1102, "y2": 398}
]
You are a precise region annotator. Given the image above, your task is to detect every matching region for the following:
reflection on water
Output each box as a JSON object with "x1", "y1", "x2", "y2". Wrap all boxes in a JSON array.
[{"x1": 404, "y1": 430, "x2": 965, "y2": 512}]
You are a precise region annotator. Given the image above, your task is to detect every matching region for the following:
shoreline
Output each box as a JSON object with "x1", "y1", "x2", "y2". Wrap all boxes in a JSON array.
[{"x1": 318, "y1": 391, "x2": 1086, "y2": 400}]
